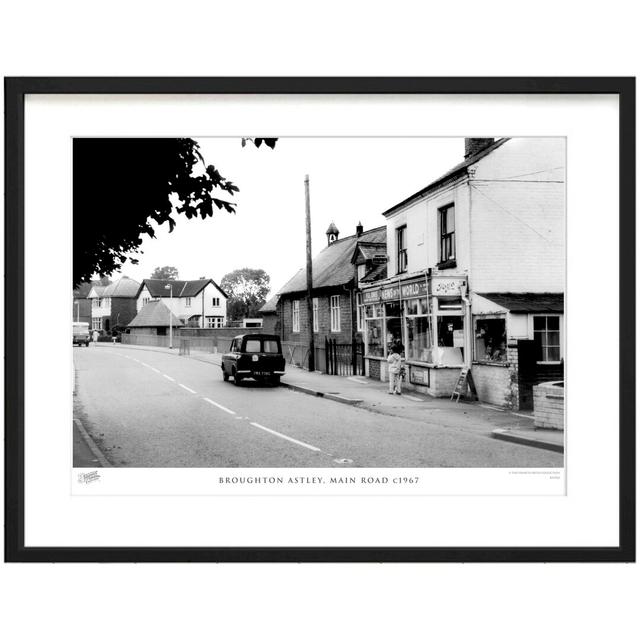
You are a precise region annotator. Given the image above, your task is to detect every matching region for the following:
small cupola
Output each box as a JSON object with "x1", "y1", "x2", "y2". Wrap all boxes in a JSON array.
[{"x1": 326, "y1": 221, "x2": 340, "y2": 246}]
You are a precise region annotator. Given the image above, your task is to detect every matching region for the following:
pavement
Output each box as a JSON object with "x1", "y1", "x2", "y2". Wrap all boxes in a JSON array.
[{"x1": 85, "y1": 342, "x2": 564, "y2": 455}]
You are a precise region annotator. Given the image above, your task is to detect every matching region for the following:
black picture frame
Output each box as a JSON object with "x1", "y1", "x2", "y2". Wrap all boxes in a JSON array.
[{"x1": 4, "y1": 77, "x2": 635, "y2": 563}]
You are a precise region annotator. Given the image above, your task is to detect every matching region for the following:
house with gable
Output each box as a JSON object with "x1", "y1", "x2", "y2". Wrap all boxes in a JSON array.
[
  {"x1": 87, "y1": 275, "x2": 140, "y2": 333},
  {"x1": 135, "y1": 278, "x2": 228, "y2": 329},
  {"x1": 360, "y1": 137, "x2": 565, "y2": 409}
]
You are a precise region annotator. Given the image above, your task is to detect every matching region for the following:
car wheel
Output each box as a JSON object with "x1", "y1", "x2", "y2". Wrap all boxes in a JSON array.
[
  {"x1": 222, "y1": 366, "x2": 229, "y2": 382},
  {"x1": 232, "y1": 369, "x2": 242, "y2": 386},
  {"x1": 270, "y1": 375, "x2": 281, "y2": 386}
]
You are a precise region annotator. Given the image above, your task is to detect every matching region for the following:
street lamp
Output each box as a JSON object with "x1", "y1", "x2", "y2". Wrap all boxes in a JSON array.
[{"x1": 165, "y1": 283, "x2": 173, "y2": 349}]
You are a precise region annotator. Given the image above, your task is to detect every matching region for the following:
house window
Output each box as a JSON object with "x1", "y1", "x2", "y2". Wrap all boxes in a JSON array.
[
  {"x1": 312, "y1": 298, "x2": 319, "y2": 333},
  {"x1": 212, "y1": 297, "x2": 220, "y2": 307},
  {"x1": 206, "y1": 316, "x2": 223, "y2": 328},
  {"x1": 330, "y1": 295, "x2": 341, "y2": 332},
  {"x1": 185, "y1": 297, "x2": 192, "y2": 307},
  {"x1": 92, "y1": 318, "x2": 101, "y2": 331},
  {"x1": 142, "y1": 297, "x2": 150, "y2": 306},
  {"x1": 533, "y1": 315, "x2": 561, "y2": 363},
  {"x1": 439, "y1": 204, "x2": 456, "y2": 265},
  {"x1": 396, "y1": 225, "x2": 407, "y2": 274},
  {"x1": 292, "y1": 300, "x2": 300, "y2": 333}
]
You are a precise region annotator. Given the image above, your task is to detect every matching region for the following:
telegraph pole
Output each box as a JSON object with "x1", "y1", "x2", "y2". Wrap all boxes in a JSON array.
[{"x1": 305, "y1": 175, "x2": 315, "y2": 372}]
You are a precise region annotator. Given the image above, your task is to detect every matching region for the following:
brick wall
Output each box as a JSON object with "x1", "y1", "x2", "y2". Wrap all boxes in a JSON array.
[
  {"x1": 471, "y1": 363, "x2": 513, "y2": 407},
  {"x1": 533, "y1": 381, "x2": 564, "y2": 429},
  {"x1": 366, "y1": 357, "x2": 382, "y2": 380},
  {"x1": 280, "y1": 291, "x2": 354, "y2": 346}
]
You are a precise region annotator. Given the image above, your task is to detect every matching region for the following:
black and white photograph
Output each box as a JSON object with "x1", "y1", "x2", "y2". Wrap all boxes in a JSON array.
[{"x1": 72, "y1": 135, "x2": 566, "y2": 471}]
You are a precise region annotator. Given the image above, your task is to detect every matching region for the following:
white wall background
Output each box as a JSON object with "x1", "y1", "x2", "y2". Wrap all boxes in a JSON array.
[{"x1": 1, "y1": 3, "x2": 638, "y2": 640}]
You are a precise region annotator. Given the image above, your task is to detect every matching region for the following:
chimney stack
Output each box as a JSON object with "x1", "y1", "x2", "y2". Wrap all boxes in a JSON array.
[
  {"x1": 356, "y1": 221, "x2": 363, "y2": 237},
  {"x1": 464, "y1": 138, "x2": 495, "y2": 159}
]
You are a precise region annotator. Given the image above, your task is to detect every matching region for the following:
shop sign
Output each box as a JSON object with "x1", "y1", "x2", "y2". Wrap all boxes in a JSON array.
[
  {"x1": 400, "y1": 280, "x2": 428, "y2": 299},
  {"x1": 409, "y1": 366, "x2": 430, "y2": 387},
  {"x1": 432, "y1": 277, "x2": 467, "y2": 296},
  {"x1": 362, "y1": 288, "x2": 381, "y2": 303},
  {"x1": 380, "y1": 286, "x2": 400, "y2": 301}
]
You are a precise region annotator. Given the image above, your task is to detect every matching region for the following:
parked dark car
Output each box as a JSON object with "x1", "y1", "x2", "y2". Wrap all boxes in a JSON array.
[{"x1": 221, "y1": 334, "x2": 286, "y2": 386}]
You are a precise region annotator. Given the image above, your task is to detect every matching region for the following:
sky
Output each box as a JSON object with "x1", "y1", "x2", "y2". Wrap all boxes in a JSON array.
[{"x1": 112, "y1": 137, "x2": 464, "y2": 297}]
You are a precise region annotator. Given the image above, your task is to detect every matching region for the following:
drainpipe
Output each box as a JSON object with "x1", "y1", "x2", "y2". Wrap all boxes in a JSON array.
[{"x1": 460, "y1": 280, "x2": 472, "y2": 368}]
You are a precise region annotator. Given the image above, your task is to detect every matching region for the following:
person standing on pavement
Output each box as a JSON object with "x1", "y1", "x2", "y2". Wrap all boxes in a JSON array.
[
  {"x1": 92, "y1": 329, "x2": 99, "y2": 343},
  {"x1": 387, "y1": 345, "x2": 403, "y2": 395}
]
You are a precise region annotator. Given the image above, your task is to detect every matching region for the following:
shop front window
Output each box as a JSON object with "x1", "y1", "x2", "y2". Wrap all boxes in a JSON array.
[
  {"x1": 364, "y1": 304, "x2": 384, "y2": 357},
  {"x1": 385, "y1": 301, "x2": 403, "y2": 355},
  {"x1": 436, "y1": 315, "x2": 464, "y2": 365},
  {"x1": 405, "y1": 316, "x2": 432, "y2": 362},
  {"x1": 405, "y1": 296, "x2": 433, "y2": 363},
  {"x1": 475, "y1": 318, "x2": 507, "y2": 362}
]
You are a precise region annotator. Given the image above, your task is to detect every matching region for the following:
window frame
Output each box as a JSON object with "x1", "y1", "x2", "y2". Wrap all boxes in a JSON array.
[
  {"x1": 312, "y1": 297, "x2": 319, "y2": 333},
  {"x1": 292, "y1": 299, "x2": 300, "y2": 333},
  {"x1": 330, "y1": 295, "x2": 341, "y2": 332},
  {"x1": 396, "y1": 225, "x2": 407, "y2": 274},
  {"x1": 185, "y1": 297, "x2": 192, "y2": 307},
  {"x1": 532, "y1": 313, "x2": 563, "y2": 364},
  {"x1": 438, "y1": 203, "x2": 456, "y2": 267}
]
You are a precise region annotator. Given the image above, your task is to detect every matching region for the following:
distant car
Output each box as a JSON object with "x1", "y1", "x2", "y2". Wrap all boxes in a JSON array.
[
  {"x1": 73, "y1": 321, "x2": 91, "y2": 347},
  {"x1": 221, "y1": 334, "x2": 286, "y2": 386}
]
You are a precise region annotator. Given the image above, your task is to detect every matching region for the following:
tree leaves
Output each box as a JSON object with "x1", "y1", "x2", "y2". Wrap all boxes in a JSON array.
[
  {"x1": 220, "y1": 268, "x2": 271, "y2": 320},
  {"x1": 73, "y1": 137, "x2": 277, "y2": 287},
  {"x1": 151, "y1": 266, "x2": 179, "y2": 280}
]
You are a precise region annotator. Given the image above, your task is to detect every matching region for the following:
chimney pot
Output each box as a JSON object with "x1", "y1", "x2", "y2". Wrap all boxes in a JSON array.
[
  {"x1": 464, "y1": 138, "x2": 495, "y2": 159},
  {"x1": 356, "y1": 221, "x2": 364, "y2": 237}
]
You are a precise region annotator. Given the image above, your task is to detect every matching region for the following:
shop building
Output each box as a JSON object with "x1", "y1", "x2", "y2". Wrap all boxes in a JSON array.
[{"x1": 360, "y1": 137, "x2": 565, "y2": 409}]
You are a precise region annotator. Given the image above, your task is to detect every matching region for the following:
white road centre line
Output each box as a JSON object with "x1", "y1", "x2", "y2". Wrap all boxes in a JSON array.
[
  {"x1": 203, "y1": 397, "x2": 236, "y2": 415},
  {"x1": 249, "y1": 421, "x2": 322, "y2": 452},
  {"x1": 150, "y1": 367, "x2": 161, "y2": 373},
  {"x1": 141, "y1": 362, "x2": 152, "y2": 368},
  {"x1": 163, "y1": 374, "x2": 175, "y2": 382},
  {"x1": 179, "y1": 383, "x2": 197, "y2": 394}
]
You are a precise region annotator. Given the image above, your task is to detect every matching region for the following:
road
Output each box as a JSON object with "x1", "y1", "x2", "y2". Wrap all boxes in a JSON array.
[{"x1": 73, "y1": 346, "x2": 563, "y2": 468}]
